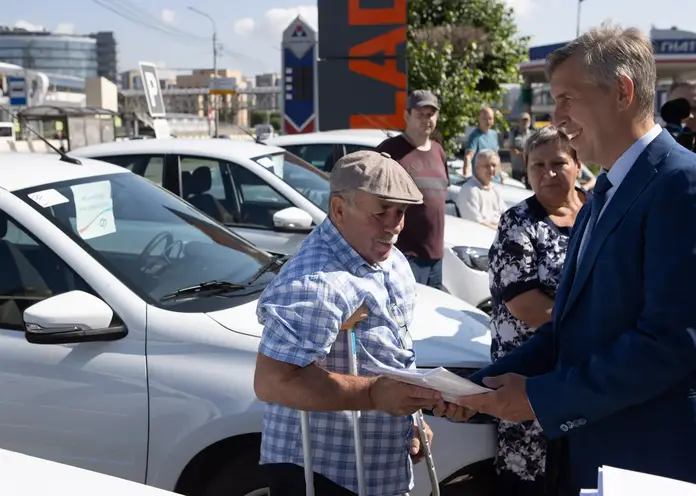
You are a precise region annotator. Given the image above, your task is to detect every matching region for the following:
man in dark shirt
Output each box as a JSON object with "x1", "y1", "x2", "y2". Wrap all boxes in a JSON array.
[{"x1": 375, "y1": 90, "x2": 449, "y2": 290}]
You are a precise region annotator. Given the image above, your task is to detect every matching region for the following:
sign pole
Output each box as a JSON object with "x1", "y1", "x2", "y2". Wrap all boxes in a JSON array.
[{"x1": 281, "y1": 16, "x2": 318, "y2": 134}]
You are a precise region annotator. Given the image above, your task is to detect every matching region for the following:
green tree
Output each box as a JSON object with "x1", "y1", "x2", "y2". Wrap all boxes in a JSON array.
[{"x1": 407, "y1": 0, "x2": 529, "y2": 155}]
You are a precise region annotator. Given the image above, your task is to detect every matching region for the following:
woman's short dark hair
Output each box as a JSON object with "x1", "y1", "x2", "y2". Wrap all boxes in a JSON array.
[{"x1": 523, "y1": 125, "x2": 579, "y2": 168}]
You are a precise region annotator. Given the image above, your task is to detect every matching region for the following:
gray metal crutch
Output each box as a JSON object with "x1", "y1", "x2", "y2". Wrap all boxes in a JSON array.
[{"x1": 299, "y1": 306, "x2": 369, "y2": 496}]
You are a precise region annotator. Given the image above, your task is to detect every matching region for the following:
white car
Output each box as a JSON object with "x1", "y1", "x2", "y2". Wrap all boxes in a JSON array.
[
  {"x1": 71, "y1": 139, "x2": 496, "y2": 312},
  {"x1": 265, "y1": 129, "x2": 531, "y2": 206},
  {"x1": 0, "y1": 447, "x2": 174, "y2": 495},
  {"x1": 0, "y1": 152, "x2": 495, "y2": 495}
]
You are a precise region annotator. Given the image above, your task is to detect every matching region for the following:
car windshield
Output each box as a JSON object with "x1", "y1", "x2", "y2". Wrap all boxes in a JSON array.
[
  {"x1": 15, "y1": 172, "x2": 279, "y2": 312},
  {"x1": 251, "y1": 151, "x2": 330, "y2": 212}
]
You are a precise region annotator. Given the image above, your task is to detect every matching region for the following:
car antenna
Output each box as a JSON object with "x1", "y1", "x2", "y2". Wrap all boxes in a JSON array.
[
  {"x1": 0, "y1": 103, "x2": 82, "y2": 165},
  {"x1": 234, "y1": 124, "x2": 265, "y2": 145}
]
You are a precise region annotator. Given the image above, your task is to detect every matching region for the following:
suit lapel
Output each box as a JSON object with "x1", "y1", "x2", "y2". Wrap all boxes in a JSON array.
[
  {"x1": 554, "y1": 206, "x2": 589, "y2": 323},
  {"x1": 560, "y1": 130, "x2": 674, "y2": 321}
]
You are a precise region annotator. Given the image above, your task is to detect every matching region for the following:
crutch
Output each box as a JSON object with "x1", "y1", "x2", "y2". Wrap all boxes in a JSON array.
[
  {"x1": 299, "y1": 305, "x2": 369, "y2": 496},
  {"x1": 300, "y1": 306, "x2": 441, "y2": 496}
]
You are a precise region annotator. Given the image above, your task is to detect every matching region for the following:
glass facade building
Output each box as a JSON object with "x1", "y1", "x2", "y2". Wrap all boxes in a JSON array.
[{"x1": 0, "y1": 31, "x2": 118, "y2": 80}]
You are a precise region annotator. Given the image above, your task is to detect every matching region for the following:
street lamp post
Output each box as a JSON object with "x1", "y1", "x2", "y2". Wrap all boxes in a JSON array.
[
  {"x1": 188, "y1": 6, "x2": 219, "y2": 137},
  {"x1": 576, "y1": 0, "x2": 583, "y2": 38}
]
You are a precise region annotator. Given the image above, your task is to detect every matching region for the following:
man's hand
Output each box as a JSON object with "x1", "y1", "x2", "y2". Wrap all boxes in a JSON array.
[
  {"x1": 455, "y1": 373, "x2": 536, "y2": 423},
  {"x1": 433, "y1": 400, "x2": 477, "y2": 422},
  {"x1": 369, "y1": 377, "x2": 442, "y2": 417},
  {"x1": 410, "y1": 419, "x2": 433, "y2": 464}
]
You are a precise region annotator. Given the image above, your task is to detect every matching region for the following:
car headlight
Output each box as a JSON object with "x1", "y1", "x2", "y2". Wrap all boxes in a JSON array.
[{"x1": 452, "y1": 246, "x2": 490, "y2": 272}]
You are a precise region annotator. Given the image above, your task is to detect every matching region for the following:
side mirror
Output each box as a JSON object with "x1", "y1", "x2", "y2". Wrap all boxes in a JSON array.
[
  {"x1": 23, "y1": 290, "x2": 128, "y2": 345},
  {"x1": 272, "y1": 207, "x2": 313, "y2": 233}
]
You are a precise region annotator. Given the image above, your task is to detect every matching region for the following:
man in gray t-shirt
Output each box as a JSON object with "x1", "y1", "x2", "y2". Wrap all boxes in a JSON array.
[{"x1": 508, "y1": 112, "x2": 532, "y2": 181}]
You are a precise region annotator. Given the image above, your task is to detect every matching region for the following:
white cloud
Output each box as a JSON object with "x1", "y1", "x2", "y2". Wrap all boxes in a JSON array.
[
  {"x1": 13, "y1": 20, "x2": 45, "y2": 32},
  {"x1": 55, "y1": 23, "x2": 76, "y2": 35},
  {"x1": 161, "y1": 9, "x2": 176, "y2": 25},
  {"x1": 259, "y1": 5, "x2": 318, "y2": 39},
  {"x1": 234, "y1": 18, "x2": 255, "y2": 37}
]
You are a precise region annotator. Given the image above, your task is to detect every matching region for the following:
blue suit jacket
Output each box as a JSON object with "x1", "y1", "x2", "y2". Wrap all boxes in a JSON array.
[{"x1": 471, "y1": 130, "x2": 696, "y2": 491}]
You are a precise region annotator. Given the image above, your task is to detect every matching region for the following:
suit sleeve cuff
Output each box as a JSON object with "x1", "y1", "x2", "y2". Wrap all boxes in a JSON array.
[{"x1": 526, "y1": 373, "x2": 588, "y2": 439}]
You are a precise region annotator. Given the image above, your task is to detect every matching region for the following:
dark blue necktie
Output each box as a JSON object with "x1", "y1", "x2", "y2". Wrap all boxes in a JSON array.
[{"x1": 578, "y1": 173, "x2": 613, "y2": 262}]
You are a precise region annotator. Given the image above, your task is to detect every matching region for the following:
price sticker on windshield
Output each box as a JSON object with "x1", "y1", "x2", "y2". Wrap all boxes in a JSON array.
[{"x1": 28, "y1": 189, "x2": 69, "y2": 208}]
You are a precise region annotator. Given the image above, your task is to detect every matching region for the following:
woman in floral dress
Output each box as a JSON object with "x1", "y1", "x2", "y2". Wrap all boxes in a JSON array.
[{"x1": 488, "y1": 126, "x2": 589, "y2": 495}]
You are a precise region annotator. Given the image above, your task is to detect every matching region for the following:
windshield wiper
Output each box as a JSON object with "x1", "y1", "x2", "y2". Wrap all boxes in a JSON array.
[
  {"x1": 159, "y1": 280, "x2": 247, "y2": 302},
  {"x1": 244, "y1": 254, "x2": 289, "y2": 286}
]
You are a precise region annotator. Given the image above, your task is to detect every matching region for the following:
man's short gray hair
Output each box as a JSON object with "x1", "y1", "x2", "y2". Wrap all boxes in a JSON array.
[
  {"x1": 475, "y1": 149, "x2": 500, "y2": 165},
  {"x1": 523, "y1": 126, "x2": 578, "y2": 166},
  {"x1": 546, "y1": 21, "x2": 656, "y2": 120}
]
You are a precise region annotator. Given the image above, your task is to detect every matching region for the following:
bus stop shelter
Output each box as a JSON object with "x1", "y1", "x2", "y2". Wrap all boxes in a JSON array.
[{"x1": 17, "y1": 105, "x2": 119, "y2": 151}]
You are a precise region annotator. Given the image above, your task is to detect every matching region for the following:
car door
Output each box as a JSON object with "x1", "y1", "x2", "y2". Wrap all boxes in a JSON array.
[
  {"x1": 0, "y1": 193, "x2": 149, "y2": 483},
  {"x1": 169, "y1": 154, "x2": 304, "y2": 256}
]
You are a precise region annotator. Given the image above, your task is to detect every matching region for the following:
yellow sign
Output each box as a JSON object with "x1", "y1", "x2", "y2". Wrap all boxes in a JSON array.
[
  {"x1": 55, "y1": 121, "x2": 64, "y2": 132},
  {"x1": 209, "y1": 89, "x2": 237, "y2": 95}
]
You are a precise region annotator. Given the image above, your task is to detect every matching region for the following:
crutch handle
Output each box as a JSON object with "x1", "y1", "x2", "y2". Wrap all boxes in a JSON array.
[{"x1": 340, "y1": 304, "x2": 369, "y2": 331}]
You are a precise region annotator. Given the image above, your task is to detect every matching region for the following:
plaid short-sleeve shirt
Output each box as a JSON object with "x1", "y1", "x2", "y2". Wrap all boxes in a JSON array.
[{"x1": 256, "y1": 217, "x2": 419, "y2": 496}]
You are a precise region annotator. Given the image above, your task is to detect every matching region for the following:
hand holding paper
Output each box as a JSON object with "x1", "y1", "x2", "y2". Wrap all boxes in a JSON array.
[{"x1": 363, "y1": 363, "x2": 491, "y2": 404}]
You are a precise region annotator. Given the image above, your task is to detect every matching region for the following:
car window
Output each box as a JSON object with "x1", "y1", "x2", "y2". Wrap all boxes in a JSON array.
[
  {"x1": 0, "y1": 211, "x2": 95, "y2": 330},
  {"x1": 15, "y1": 173, "x2": 277, "y2": 313},
  {"x1": 251, "y1": 152, "x2": 330, "y2": 212},
  {"x1": 283, "y1": 143, "x2": 336, "y2": 171},
  {"x1": 177, "y1": 155, "x2": 239, "y2": 225},
  {"x1": 229, "y1": 164, "x2": 294, "y2": 229},
  {"x1": 93, "y1": 154, "x2": 165, "y2": 186},
  {"x1": 344, "y1": 144, "x2": 376, "y2": 154}
]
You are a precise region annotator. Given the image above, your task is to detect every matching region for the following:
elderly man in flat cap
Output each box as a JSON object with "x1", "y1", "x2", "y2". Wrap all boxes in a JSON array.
[{"x1": 254, "y1": 150, "x2": 442, "y2": 496}]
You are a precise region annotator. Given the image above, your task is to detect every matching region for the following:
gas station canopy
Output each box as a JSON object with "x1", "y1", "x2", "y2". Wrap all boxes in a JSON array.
[{"x1": 521, "y1": 38, "x2": 696, "y2": 83}]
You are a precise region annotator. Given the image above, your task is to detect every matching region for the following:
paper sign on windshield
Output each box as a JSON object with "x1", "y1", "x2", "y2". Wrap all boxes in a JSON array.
[
  {"x1": 28, "y1": 189, "x2": 69, "y2": 208},
  {"x1": 70, "y1": 181, "x2": 116, "y2": 240}
]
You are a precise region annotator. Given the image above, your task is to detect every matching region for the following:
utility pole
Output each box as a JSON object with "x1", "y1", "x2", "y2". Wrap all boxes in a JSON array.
[
  {"x1": 188, "y1": 6, "x2": 219, "y2": 137},
  {"x1": 576, "y1": 0, "x2": 583, "y2": 38}
]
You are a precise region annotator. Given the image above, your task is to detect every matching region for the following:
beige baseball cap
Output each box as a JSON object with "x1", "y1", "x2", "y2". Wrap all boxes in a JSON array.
[{"x1": 330, "y1": 150, "x2": 424, "y2": 205}]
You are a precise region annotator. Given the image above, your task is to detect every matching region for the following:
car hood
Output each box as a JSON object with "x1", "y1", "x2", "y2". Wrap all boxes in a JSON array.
[
  {"x1": 0, "y1": 447, "x2": 174, "y2": 495},
  {"x1": 206, "y1": 284, "x2": 492, "y2": 369},
  {"x1": 443, "y1": 215, "x2": 497, "y2": 250}
]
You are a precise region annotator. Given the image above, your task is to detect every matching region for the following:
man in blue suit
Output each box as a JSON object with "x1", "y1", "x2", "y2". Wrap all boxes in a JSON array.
[{"x1": 435, "y1": 22, "x2": 696, "y2": 495}]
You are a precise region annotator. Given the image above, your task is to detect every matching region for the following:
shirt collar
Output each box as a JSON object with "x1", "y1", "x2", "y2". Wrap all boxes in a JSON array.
[
  {"x1": 318, "y1": 217, "x2": 389, "y2": 276},
  {"x1": 605, "y1": 124, "x2": 662, "y2": 189}
]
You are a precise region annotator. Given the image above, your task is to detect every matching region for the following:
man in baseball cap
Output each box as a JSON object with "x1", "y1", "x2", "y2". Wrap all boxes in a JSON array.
[
  {"x1": 254, "y1": 150, "x2": 439, "y2": 495},
  {"x1": 376, "y1": 89, "x2": 450, "y2": 291}
]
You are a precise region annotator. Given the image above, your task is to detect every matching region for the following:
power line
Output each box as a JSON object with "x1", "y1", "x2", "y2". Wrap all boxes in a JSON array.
[
  {"x1": 90, "y1": 0, "x2": 207, "y2": 43},
  {"x1": 91, "y1": 0, "x2": 274, "y2": 72},
  {"x1": 109, "y1": 0, "x2": 209, "y2": 41}
]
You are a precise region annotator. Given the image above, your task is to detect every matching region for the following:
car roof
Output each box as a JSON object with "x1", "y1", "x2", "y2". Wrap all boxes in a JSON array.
[
  {"x1": 69, "y1": 138, "x2": 287, "y2": 162},
  {"x1": 0, "y1": 152, "x2": 128, "y2": 192},
  {"x1": 265, "y1": 129, "x2": 398, "y2": 147}
]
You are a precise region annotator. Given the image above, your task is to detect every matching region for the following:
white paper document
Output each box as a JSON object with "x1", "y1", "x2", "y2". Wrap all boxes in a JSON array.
[
  {"x1": 580, "y1": 465, "x2": 696, "y2": 496},
  {"x1": 70, "y1": 181, "x2": 116, "y2": 240},
  {"x1": 364, "y1": 364, "x2": 491, "y2": 403}
]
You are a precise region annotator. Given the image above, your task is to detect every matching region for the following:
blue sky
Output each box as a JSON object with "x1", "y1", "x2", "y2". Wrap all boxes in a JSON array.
[{"x1": 4, "y1": 0, "x2": 696, "y2": 77}]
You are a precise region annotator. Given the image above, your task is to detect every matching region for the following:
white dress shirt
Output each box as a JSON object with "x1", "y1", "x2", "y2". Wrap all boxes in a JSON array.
[{"x1": 577, "y1": 124, "x2": 662, "y2": 263}]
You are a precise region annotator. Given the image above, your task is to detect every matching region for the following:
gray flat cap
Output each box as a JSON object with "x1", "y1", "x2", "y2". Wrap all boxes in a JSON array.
[
  {"x1": 330, "y1": 150, "x2": 424, "y2": 205},
  {"x1": 407, "y1": 90, "x2": 439, "y2": 110}
]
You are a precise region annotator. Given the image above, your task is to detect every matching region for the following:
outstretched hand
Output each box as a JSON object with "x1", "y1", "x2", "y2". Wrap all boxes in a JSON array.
[{"x1": 455, "y1": 373, "x2": 536, "y2": 423}]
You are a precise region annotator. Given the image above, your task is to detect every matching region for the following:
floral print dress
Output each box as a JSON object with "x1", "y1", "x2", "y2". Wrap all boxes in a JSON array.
[{"x1": 487, "y1": 195, "x2": 572, "y2": 483}]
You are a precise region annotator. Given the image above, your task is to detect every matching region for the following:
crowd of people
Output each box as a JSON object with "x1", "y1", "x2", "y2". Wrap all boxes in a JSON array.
[{"x1": 251, "y1": 20, "x2": 696, "y2": 496}]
